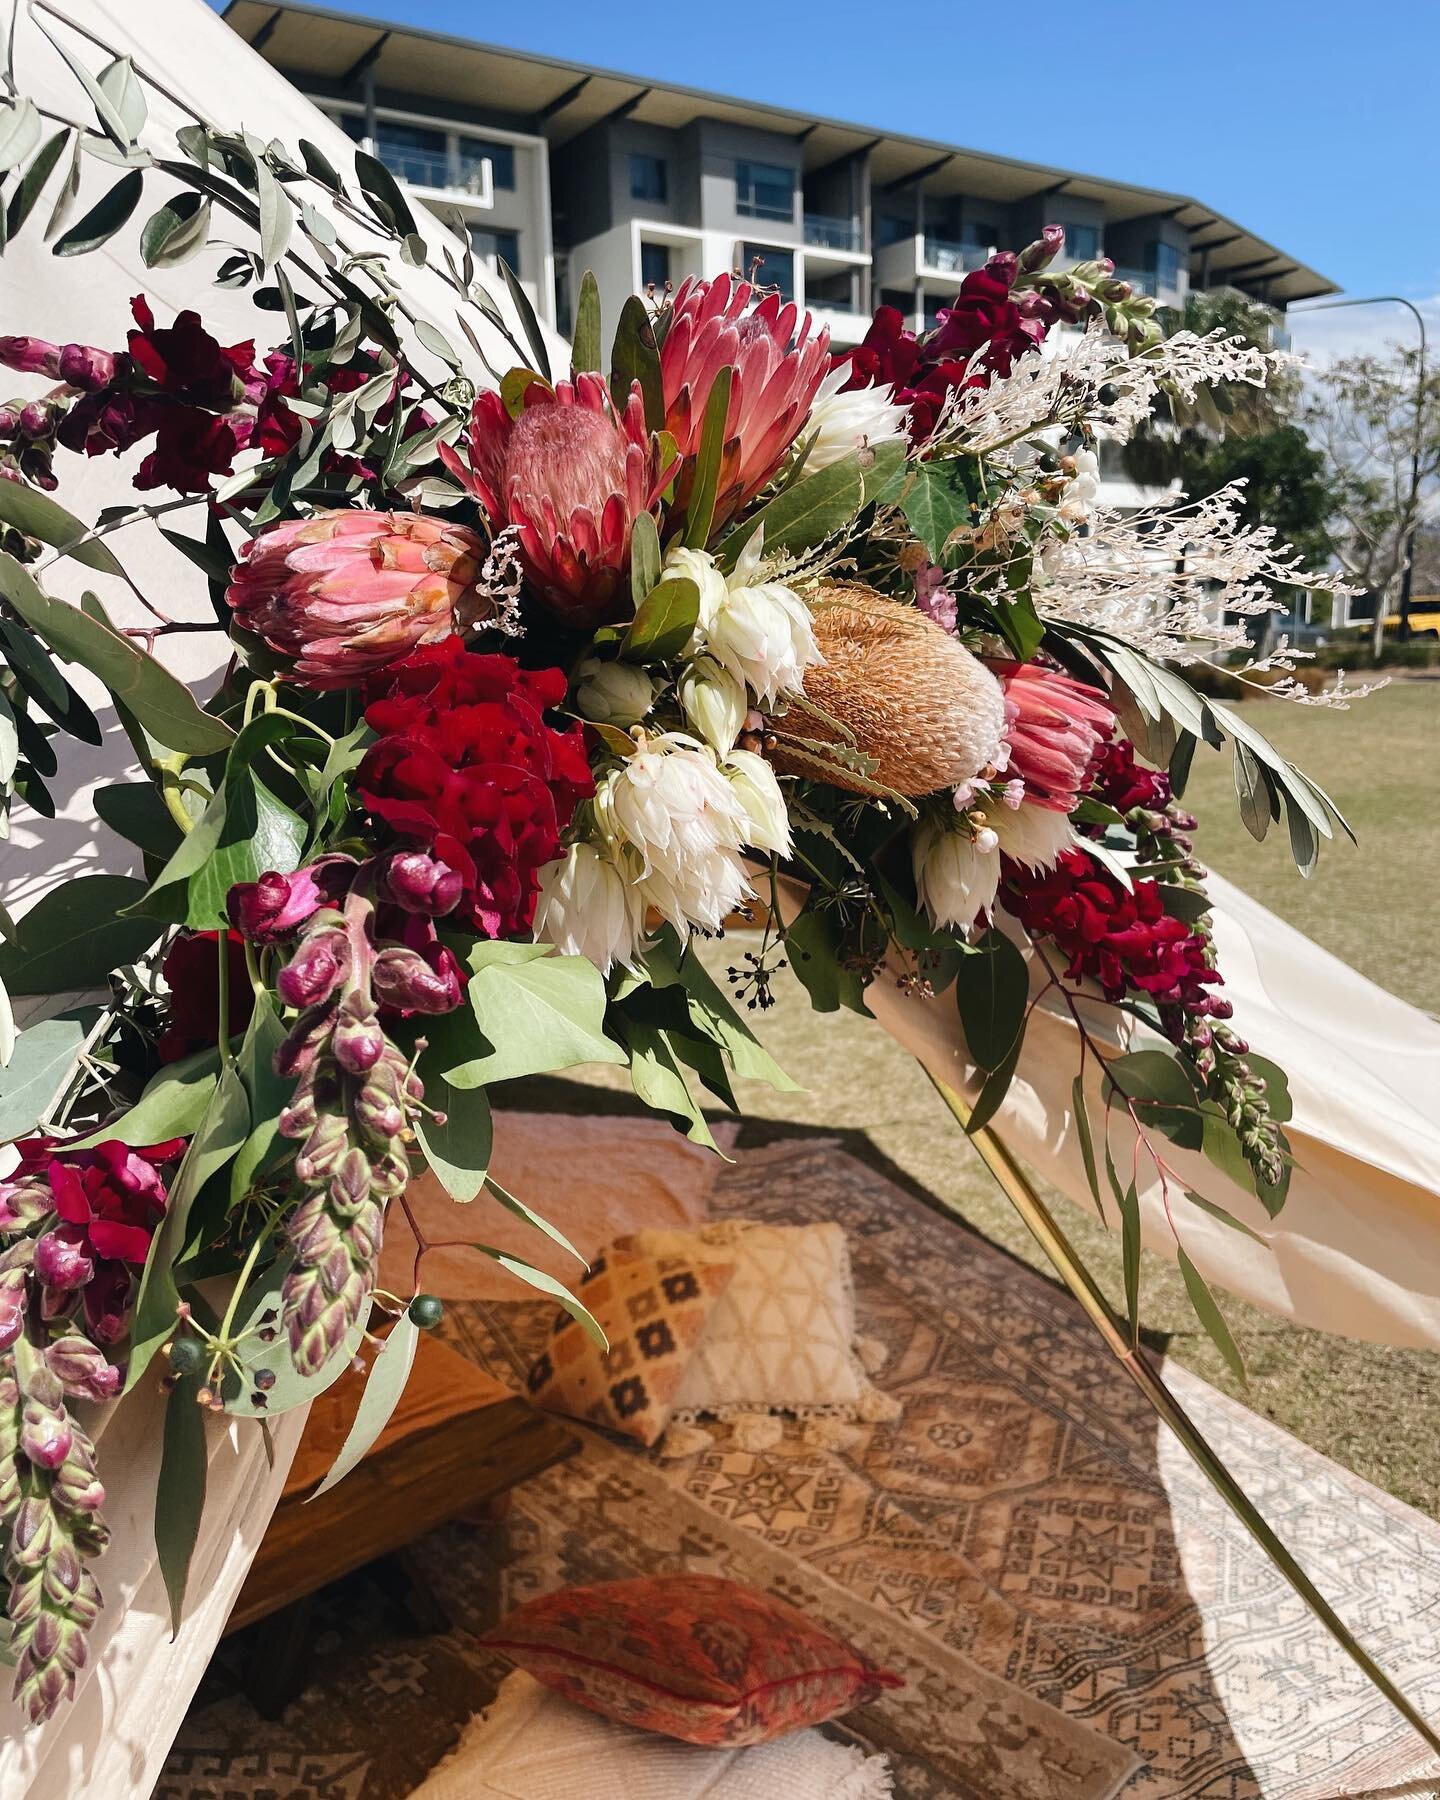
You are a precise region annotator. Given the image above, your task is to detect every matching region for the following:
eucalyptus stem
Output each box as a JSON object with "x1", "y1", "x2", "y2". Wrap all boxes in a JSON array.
[{"x1": 922, "y1": 1065, "x2": 1440, "y2": 1759}]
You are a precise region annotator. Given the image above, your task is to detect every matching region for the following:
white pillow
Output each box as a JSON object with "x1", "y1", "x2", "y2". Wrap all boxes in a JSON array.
[{"x1": 408, "y1": 1672, "x2": 893, "y2": 1800}]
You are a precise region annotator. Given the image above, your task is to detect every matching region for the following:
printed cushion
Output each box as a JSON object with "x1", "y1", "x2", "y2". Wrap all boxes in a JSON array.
[
  {"x1": 406, "y1": 1671, "x2": 896, "y2": 1799},
  {"x1": 525, "y1": 1251, "x2": 735, "y2": 1447},
  {"x1": 481, "y1": 1574, "x2": 902, "y2": 1747},
  {"x1": 622, "y1": 1222, "x2": 869, "y2": 1419}
]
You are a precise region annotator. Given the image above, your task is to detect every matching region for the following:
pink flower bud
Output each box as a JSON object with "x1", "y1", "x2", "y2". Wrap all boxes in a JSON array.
[
  {"x1": 330, "y1": 1147, "x2": 372, "y2": 1210},
  {"x1": 56, "y1": 344, "x2": 117, "y2": 393},
  {"x1": 228, "y1": 867, "x2": 324, "y2": 943},
  {"x1": 292, "y1": 1113, "x2": 350, "y2": 1180},
  {"x1": 353, "y1": 1083, "x2": 405, "y2": 1141},
  {"x1": 46, "y1": 1335, "x2": 123, "y2": 1404},
  {"x1": 0, "y1": 1269, "x2": 27, "y2": 1351},
  {"x1": 332, "y1": 998, "x2": 385, "y2": 1075},
  {"x1": 371, "y1": 944, "x2": 463, "y2": 1015},
  {"x1": 382, "y1": 851, "x2": 464, "y2": 917},
  {"x1": 276, "y1": 933, "x2": 344, "y2": 1010},
  {"x1": 20, "y1": 1402, "x2": 73, "y2": 1472},
  {"x1": 34, "y1": 1228, "x2": 94, "y2": 1293},
  {"x1": 18, "y1": 399, "x2": 56, "y2": 441},
  {"x1": 1019, "y1": 225, "x2": 1066, "y2": 273},
  {"x1": 0, "y1": 404, "x2": 20, "y2": 440},
  {"x1": 0, "y1": 336, "x2": 62, "y2": 379}
]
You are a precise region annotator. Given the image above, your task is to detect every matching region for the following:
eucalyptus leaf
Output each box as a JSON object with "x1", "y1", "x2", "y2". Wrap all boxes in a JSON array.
[
  {"x1": 219, "y1": 1252, "x2": 372, "y2": 1419},
  {"x1": 0, "y1": 874, "x2": 154, "y2": 994},
  {"x1": 96, "y1": 56, "x2": 146, "y2": 142},
  {"x1": 413, "y1": 318, "x2": 462, "y2": 367},
  {"x1": 0, "y1": 1015, "x2": 86, "y2": 1142},
  {"x1": 0, "y1": 97, "x2": 40, "y2": 173},
  {"x1": 52, "y1": 167, "x2": 143, "y2": 256},
  {"x1": 0, "y1": 483, "x2": 125, "y2": 577},
  {"x1": 1072, "y1": 1072, "x2": 1104, "y2": 1221},
  {"x1": 33, "y1": 15, "x2": 131, "y2": 149},
  {"x1": 1178, "y1": 1246, "x2": 1247, "y2": 1384},
  {"x1": 307, "y1": 1316, "x2": 419, "y2": 1500},
  {"x1": 965, "y1": 1027, "x2": 1023, "y2": 1135},
  {"x1": 298, "y1": 137, "x2": 343, "y2": 193},
  {"x1": 1107, "y1": 1049, "x2": 1205, "y2": 1151},
  {"x1": 955, "y1": 928, "x2": 1029, "y2": 1072},
  {"x1": 470, "y1": 1245, "x2": 606, "y2": 1348},
  {"x1": 155, "y1": 1377, "x2": 207, "y2": 1637},
  {"x1": 721, "y1": 453, "x2": 864, "y2": 562},
  {"x1": 5, "y1": 128, "x2": 70, "y2": 240},
  {"x1": 255, "y1": 155, "x2": 292, "y2": 267},
  {"x1": 140, "y1": 191, "x2": 211, "y2": 268},
  {"x1": 619, "y1": 575, "x2": 699, "y2": 662},
  {"x1": 498, "y1": 256, "x2": 551, "y2": 382},
  {"x1": 482, "y1": 1176, "x2": 586, "y2": 1267}
]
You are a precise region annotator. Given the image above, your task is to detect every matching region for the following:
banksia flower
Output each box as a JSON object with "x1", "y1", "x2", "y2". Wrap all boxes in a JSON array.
[
  {"x1": 770, "y1": 586, "x2": 1005, "y2": 797},
  {"x1": 225, "y1": 511, "x2": 489, "y2": 689},
  {"x1": 441, "y1": 374, "x2": 673, "y2": 628},
  {"x1": 659, "y1": 275, "x2": 830, "y2": 527}
]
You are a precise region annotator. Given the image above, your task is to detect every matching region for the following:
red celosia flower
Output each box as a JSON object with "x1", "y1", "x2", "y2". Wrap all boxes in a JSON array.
[
  {"x1": 226, "y1": 510, "x2": 486, "y2": 689},
  {"x1": 359, "y1": 638, "x2": 593, "y2": 938},
  {"x1": 1002, "y1": 847, "x2": 1221, "y2": 1011},
  {"x1": 1091, "y1": 737, "x2": 1172, "y2": 816},
  {"x1": 993, "y1": 660, "x2": 1115, "y2": 812},
  {"x1": 442, "y1": 373, "x2": 671, "y2": 628},
  {"x1": 659, "y1": 274, "x2": 830, "y2": 524},
  {"x1": 6, "y1": 1136, "x2": 184, "y2": 1343},
  {"x1": 156, "y1": 930, "x2": 255, "y2": 1064}
]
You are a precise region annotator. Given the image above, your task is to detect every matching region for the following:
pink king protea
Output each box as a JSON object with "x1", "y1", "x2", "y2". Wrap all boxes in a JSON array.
[
  {"x1": 226, "y1": 511, "x2": 487, "y2": 689},
  {"x1": 659, "y1": 274, "x2": 831, "y2": 527},
  {"x1": 992, "y1": 659, "x2": 1116, "y2": 812},
  {"x1": 441, "y1": 373, "x2": 673, "y2": 629}
]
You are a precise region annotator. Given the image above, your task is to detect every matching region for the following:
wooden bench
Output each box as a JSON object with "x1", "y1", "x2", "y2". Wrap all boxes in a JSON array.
[{"x1": 225, "y1": 1330, "x2": 577, "y2": 1714}]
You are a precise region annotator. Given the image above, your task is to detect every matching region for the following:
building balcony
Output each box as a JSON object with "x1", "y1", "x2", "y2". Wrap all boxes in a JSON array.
[
  {"x1": 921, "y1": 235, "x2": 990, "y2": 275},
  {"x1": 370, "y1": 138, "x2": 495, "y2": 206},
  {"x1": 803, "y1": 212, "x2": 862, "y2": 252},
  {"x1": 1112, "y1": 264, "x2": 1186, "y2": 303},
  {"x1": 874, "y1": 234, "x2": 993, "y2": 291}
]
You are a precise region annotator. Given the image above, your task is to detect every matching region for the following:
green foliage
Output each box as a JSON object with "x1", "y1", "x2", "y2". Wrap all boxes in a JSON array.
[{"x1": 0, "y1": 874, "x2": 155, "y2": 994}]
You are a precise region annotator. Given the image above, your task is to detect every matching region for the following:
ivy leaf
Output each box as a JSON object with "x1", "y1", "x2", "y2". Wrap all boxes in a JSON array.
[
  {"x1": 442, "y1": 955, "x2": 627, "y2": 1089},
  {"x1": 955, "y1": 927, "x2": 1029, "y2": 1072},
  {"x1": 155, "y1": 1377, "x2": 208, "y2": 1637},
  {"x1": 571, "y1": 270, "x2": 602, "y2": 373},
  {"x1": 0, "y1": 874, "x2": 155, "y2": 994},
  {"x1": 615, "y1": 1010, "x2": 718, "y2": 1150},
  {"x1": 413, "y1": 1051, "x2": 492, "y2": 1202},
  {"x1": 619, "y1": 575, "x2": 699, "y2": 662},
  {"x1": 0, "y1": 1015, "x2": 87, "y2": 1142},
  {"x1": 94, "y1": 780, "x2": 183, "y2": 859},
  {"x1": 52, "y1": 167, "x2": 144, "y2": 256},
  {"x1": 1178, "y1": 1246, "x2": 1247, "y2": 1385},
  {"x1": 70, "y1": 1046, "x2": 220, "y2": 1150},
  {"x1": 652, "y1": 933, "x2": 800, "y2": 1092},
  {"x1": 308, "y1": 1317, "x2": 419, "y2": 1501},
  {"x1": 899, "y1": 458, "x2": 977, "y2": 561},
  {"x1": 784, "y1": 908, "x2": 872, "y2": 1017}
]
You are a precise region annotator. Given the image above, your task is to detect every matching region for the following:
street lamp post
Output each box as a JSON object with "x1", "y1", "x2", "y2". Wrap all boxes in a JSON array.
[{"x1": 1290, "y1": 294, "x2": 1429, "y2": 639}]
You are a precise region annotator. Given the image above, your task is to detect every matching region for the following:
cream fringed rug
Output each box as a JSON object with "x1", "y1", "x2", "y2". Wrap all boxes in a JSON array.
[{"x1": 163, "y1": 1121, "x2": 1440, "y2": 1800}]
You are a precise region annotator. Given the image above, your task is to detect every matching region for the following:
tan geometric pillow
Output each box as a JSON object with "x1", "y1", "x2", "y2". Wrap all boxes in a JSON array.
[
  {"x1": 621, "y1": 1222, "x2": 892, "y2": 1427},
  {"x1": 525, "y1": 1250, "x2": 735, "y2": 1447}
]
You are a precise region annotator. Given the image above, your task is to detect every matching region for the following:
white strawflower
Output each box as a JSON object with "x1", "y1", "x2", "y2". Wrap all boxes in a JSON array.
[
  {"x1": 678, "y1": 656, "x2": 747, "y2": 754},
  {"x1": 534, "y1": 841, "x2": 645, "y2": 975},
  {"x1": 598, "y1": 733, "x2": 753, "y2": 935},
  {"x1": 574, "y1": 656, "x2": 656, "y2": 728},
  {"x1": 912, "y1": 819, "x2": 999, "y2": 932},
  {"x1": 724, "y1": 749, "x2": 792, "y2": 856},
  {"x1": 990, "y1": 801, "x2": 1075, "y2": 871},
  {"x1": 802, "y1": 362, "x2": 910, "y2": 471},
  {"x1": 667, "y1": 537, "x2": 819, "y2": 708}
]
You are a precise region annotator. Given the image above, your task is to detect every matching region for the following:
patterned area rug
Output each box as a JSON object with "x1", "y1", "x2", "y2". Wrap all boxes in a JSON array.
[{"x1": 162, "y1": 1133, "x2": 1440, "y2": 1800}]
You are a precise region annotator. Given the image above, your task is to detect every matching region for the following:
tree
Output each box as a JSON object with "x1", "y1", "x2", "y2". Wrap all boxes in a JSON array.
[{"x1": 1302, "y1": 346, "x2": 1440, "y2": 653}]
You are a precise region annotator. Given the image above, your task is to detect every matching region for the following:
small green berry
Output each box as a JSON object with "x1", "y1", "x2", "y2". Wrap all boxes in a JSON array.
[
  {"x1": 169, "y1": 1337, "x2": 206, "y2": 1376},
  {"x1": 408, "y1": 1293, "x2": 444, "y2": 1329}
]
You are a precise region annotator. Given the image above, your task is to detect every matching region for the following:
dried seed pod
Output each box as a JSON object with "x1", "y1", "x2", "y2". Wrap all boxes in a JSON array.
[{"x1": 770, "y1": 584, "x2": 1005, "y2": 797}]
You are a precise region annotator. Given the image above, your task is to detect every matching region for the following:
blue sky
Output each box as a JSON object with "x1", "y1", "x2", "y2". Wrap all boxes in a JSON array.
[{"x1": 218, "y1": 0, "x2": 1440, "y2": 356}]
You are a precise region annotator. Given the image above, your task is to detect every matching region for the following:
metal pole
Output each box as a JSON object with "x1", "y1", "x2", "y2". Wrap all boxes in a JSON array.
[{"x1": 1292, "y1": 294, "x2": 1429, "y2": 639}]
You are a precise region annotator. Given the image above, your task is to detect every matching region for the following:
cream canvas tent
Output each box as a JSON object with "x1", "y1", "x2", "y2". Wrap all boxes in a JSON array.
[{"x1": 1, "y1": 1, "x2": 1439, "y2": 1792}]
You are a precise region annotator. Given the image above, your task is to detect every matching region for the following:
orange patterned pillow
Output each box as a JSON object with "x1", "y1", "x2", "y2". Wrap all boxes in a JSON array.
[
  {"x1": 482, "y1": 1574, "x2": 903, "y2": 1746},
  {"x1": 524, "y1": 1252, "x2": 735, "y2": 1447}
]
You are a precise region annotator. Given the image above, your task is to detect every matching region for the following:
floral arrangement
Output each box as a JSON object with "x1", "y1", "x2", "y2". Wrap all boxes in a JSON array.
[{"x1": 0, "y1": 17, "x2": 1430, "y2": 1754}]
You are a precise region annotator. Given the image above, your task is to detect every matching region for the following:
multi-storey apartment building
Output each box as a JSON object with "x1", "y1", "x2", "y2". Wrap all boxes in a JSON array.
[{"x1": 223, "y1": 1, "x2": 1334, "y2": 353}]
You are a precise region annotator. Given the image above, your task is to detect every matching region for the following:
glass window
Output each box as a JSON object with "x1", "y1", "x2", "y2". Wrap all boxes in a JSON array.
[
  {"x1": 336, "y1": 111, "x2": 366, "y2": 143},
  {"x1": 735, "y1": 159, "x2": 793, "y2": 222},
  {"x1": 876, "y1": 211, "x2": 913, "y2": 247},
  {"x1": 1149, "y1": 240, "x2": 1183, "y2": 290},
  {"x1": 1065, "y1": 222, "x2": 1101, "y2": 261},
  {"x1": 630, "y1": 153, "x2": 668, "y2": 203},
  {"x1": 639, "y1": 241, "x2": 671, "y2": 290},
  {"x1": 371, "y1": 122, "x2": 449, "y2": 189},
  {"x1": 966, "y1": 220, "x2": 1003, "y2": 247},
  {"x1": 470, "y1": 226, "x2": 520, "y2": 277},
  {"x1": 457, "y1": 136, "x2": 516, "y2": 191},
  {"x1": 742, "y1": 243, "x2": 794, "y2": 304}
]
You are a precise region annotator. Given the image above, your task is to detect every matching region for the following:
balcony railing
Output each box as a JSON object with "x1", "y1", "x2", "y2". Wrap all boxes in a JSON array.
[
  {"x1": 373, "y1": 140, "x2": 452, "y2": 190},
  {"x1": 807, "y1": 294, "x2": 862, "y2": 314},
  {"x1": 803, "y1": 212, "x2": 861, "y2": 252},
  {"x1": 921, "y1": 236, "x2": 987, "y2": 274}
]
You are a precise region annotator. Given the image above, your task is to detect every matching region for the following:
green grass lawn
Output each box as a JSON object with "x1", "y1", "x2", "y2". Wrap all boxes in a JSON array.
[{"x1": 527, "y1": 682, "x2": 1440, "y2": 1517}]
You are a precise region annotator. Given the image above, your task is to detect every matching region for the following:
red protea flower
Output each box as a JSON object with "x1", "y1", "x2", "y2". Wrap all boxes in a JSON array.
[
  {"x1": 659, "y1": 274, "x2": 831, "y2": 525},
  {"x1": 225, "y1": 510, "x2": 487, "y2": 689},
  {"x1": 993, "y1": 660, "x2": 1115, "y2": 813},
  {"x1": 441, "y1": 373, "x2": 671, "y2": 629}
]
